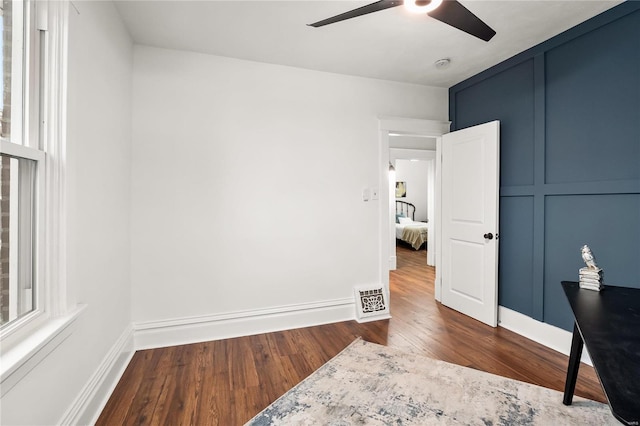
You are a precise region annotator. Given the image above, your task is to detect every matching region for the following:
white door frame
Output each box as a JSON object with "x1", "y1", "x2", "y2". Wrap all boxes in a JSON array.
[{"x1": 378, "y1": 117, "x2": 450, "y2": 299}]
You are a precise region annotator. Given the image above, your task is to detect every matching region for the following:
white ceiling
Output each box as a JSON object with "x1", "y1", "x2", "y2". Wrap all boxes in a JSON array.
[{"x1": 113, "y1": 0, "x2": 622, "y2": 88}]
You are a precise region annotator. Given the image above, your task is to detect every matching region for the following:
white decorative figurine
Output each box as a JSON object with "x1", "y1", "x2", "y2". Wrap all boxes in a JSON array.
[
  {"x1": 579, "y1": 245, "x2": 603, "y2": 291},
  {"x1": 581, "y1": 245, "x2": 598, "y2": 269}
]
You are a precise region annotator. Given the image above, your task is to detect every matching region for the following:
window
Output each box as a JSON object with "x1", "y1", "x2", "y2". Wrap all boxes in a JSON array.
[
  {"x1": 1, "y1": 155, "x2": 39, "y2": 327},
  {"x1": 0, "y1": 0, "x2": 70, "y2": 393},
  {"x1": 0, "y1": 0, "x2": 68, "y2": 348},
  {"x1": 0, "y1": 0, "x2": 46, "y2": 337}
]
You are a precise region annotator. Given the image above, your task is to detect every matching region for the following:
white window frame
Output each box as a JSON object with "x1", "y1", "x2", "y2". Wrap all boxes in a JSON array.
[
  {"x1": 0, "y1": 142, "x2": 45, "y2": 337},
  {"x1": 0, "y1": 0, "x2": 79, "y2": 396}
]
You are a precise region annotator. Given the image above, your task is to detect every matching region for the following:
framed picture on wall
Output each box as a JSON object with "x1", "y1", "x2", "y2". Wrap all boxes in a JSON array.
[{"x1": 395, "y1": 181, "x2": 406, "y2": 198}]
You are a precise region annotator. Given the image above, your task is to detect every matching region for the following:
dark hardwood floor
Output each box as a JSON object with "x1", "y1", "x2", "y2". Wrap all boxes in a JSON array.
[{"x1": 97, "y1": 245, "x2": 605, "y2": 425}]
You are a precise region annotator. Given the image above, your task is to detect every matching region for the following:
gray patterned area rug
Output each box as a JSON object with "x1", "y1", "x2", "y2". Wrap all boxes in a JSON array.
[{"x1": 246, "y1": 338, "x2": 617, "y2": 425}]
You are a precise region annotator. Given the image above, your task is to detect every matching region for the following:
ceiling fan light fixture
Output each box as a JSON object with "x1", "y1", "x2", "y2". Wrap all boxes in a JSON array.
[{"x1": 404, "y1": 0, "x2": 443, "y2": 14}]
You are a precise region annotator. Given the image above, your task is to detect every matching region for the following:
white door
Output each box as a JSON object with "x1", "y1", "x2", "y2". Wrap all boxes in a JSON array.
[{"x1": 441, "y1": 121, "x2": 499, "y2": 327}]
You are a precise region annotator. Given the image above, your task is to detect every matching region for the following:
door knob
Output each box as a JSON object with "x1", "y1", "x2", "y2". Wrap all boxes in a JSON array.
[{"x1": 484, "y1": 233, "x2": 494, "y2": 240}]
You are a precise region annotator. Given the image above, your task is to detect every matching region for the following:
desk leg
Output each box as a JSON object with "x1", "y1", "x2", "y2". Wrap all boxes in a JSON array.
[{"x1": 563, "y1": 323, "x2": 584, "y2": 405}]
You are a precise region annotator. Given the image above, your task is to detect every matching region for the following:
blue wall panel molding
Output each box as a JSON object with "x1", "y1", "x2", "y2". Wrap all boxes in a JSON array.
[
  {"x1": 544, "y1": 194, "x2": 640, "y2": 330},
  {"x1": 532, "y1": 54, "x2": 546, "y2": 322},
  {"x1": 449, "y1": 4, "x2": 640, "y2": 331},
  {"x1": 498, "y1": 196, "x2": 535, "y2": 317},
  {"x1": 455, "y1": 60, "x2": 536, "y2": 188},
  {"x1": 449, "y1": 1, "x2": 640, "y2": 105},
  {"x1": 545, "y1": 10, "x2": 640, "y2": 185}
]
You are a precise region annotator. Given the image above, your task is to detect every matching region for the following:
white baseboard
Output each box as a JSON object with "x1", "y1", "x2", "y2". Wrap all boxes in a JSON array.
[
  {"x1": 133, "y1": 298, "x2": 356, "y2": 350},
  {"x1": 389, "y1": 256, "x2": 397, "y2": 271},
  {"x1": 498, "y1": 306, "x2": 592, "y2": 366},
  {"x1": 59, "y1": 325, "x2": 134, "y2": 426}
]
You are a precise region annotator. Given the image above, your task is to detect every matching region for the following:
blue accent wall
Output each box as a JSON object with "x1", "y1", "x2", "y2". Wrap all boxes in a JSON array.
[{"x1": 449, "y1": 2, "x2": 640, "y2": 331}]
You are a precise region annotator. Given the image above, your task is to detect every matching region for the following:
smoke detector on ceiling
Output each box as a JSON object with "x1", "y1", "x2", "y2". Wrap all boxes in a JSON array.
[{"x1": 434, "y1": 58, "x2": 451, "y2": 70}]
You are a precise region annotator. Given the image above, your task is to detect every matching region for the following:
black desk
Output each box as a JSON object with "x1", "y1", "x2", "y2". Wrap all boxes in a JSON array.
[{"x1": 562, "y1": 281, "x2": 640, "y2": 425}]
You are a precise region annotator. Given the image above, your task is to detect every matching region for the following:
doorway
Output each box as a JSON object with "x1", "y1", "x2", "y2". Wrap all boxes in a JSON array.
[
  {"x1": 390, "y1": 145, "x2": 436, "y2": 268},
  {"x1": 378, "y1": 118, "x2": 500, "y2": 326},
  {"x1": 377, "y1": 117, "x2": 450, "y2": 301}
]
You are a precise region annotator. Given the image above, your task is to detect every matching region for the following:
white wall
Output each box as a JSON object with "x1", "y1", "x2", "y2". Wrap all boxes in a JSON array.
[
  {"x1": 131, "y1": 46, "x2": 447, "y2": 329},
  {"x1": 395, "y1": 159, "x2": 429, "y2": 222},
  {"x1": 0, "y1": 2, "x2": 134, "y2": 424}
]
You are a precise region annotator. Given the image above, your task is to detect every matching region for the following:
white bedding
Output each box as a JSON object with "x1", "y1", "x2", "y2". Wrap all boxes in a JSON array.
[{"x1": 395, "y1": 220, "x2": 428, "y2": 239}]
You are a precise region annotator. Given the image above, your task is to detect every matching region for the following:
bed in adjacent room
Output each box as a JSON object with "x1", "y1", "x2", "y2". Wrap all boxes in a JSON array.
[{"x1": 395, "y1": 201, "x2": 428, "y2": 250}]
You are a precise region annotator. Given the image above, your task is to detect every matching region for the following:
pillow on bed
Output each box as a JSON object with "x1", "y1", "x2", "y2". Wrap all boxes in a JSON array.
[
  {"x1": 395, "y1": 213, "x2": 405, "y2": 223},
  {"x1": 398, "y1": 217, "x2": 412, "y2": 225}
]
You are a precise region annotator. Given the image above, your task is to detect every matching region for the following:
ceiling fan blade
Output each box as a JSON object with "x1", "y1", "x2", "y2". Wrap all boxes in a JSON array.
[
  {"x1": 428, "y1": 0, "x2": 496, "y2": 41},
  {"x1": 308, "y1": 0, "x2": 403, "y2": 28}
]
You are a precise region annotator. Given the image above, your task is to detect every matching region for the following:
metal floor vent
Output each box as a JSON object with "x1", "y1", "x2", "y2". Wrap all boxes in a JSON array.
[{"x1": 354, "y1": 285, "x2": 391, "y2": 323}]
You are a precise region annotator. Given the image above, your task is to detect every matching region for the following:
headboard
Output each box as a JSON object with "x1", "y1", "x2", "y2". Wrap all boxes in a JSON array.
[{"x1": 396, "y1": 200, "x2": 415, "y2": 221}]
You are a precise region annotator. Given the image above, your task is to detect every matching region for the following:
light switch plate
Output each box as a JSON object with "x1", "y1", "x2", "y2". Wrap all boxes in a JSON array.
[{"x1": 362, "y1": 188, "x2": 370, "y2": 201}]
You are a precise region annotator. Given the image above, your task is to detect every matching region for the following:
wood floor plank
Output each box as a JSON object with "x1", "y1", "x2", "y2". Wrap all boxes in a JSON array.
[
  {"x1": 94, "y1": 349, "x2": 147, "y2": 425},
  {"x1": 96, "y1": 245, "x2": 606, "y2": 425}
]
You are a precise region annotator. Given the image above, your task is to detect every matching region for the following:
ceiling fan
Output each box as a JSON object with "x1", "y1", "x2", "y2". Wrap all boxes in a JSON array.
[{"x1": 308, "y1": 0, "x2": 496, "y2": 42}]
